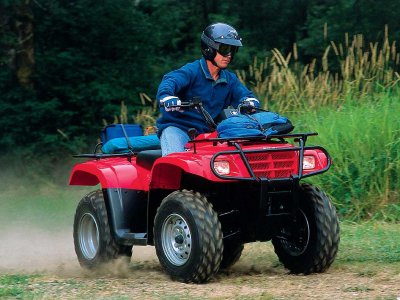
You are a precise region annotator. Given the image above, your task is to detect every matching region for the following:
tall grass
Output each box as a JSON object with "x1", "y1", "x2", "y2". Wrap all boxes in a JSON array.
[
  {"x1": 237, "y1": 26, "x2": 400, "y2": 112},
  {"x1": 233, "y1": 29, "x2": 400, "y2": 220},
  {"x1": 294, "y1": 95, "x2": 400, "y2": 221}
]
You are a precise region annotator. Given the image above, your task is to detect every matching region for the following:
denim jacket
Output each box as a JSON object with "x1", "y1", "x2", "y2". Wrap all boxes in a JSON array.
[{"x1": 156, "y1": 57, "x2": 256, "y2": 135}]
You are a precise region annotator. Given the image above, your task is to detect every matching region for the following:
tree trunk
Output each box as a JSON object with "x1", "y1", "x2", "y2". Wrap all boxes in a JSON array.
[{"x1": 12, "y1": 0, "x2": 35, "y2": 89}]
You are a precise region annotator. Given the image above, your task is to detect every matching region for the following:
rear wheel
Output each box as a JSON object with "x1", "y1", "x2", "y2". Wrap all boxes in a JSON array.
[
  {"x1": 154, "y1": 190, "x2": 223, "y2": 283},
  {"x1": 272, "y1": 183, "x2": 340, "y2": 274},
  {"x1": 73, "y1": 190, "x2": 132, "y2": 268}
]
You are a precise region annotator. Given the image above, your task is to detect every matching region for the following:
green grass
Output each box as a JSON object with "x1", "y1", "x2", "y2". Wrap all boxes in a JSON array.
[
  {"x1": 338, "y1": 221, "x2": 400, "y2": 263},
  {"x1": 291, "y1": 94, "x2": 400, "y2": 220},
  {"x1": 0, "y1": 274, "x2": 38, "y2": 298}
]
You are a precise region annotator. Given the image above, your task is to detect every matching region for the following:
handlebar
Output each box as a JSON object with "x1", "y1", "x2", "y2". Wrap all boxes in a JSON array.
[
  {"x1": 159, "y1": 99, "x2": 256, "y2": 114},
  {"x1": 160, "y1": 99, "x2": 256, "y2": 113},
  {"x1": 159, "y1": 98, "x2": 267, "y2": 132},
  {"x1": 160, "y1": 98, "x2": 217, "y2": 130},
  {"x1": 159, "y1": 98, "x2": 201, "y2": 109}
]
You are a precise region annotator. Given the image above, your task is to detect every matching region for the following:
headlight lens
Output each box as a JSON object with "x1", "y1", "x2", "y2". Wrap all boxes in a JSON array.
[
  {"x1": 213, "y1": 161, "x2": 230, "y2": 175},
  {"x1": 303, "y1": 156, "x2": 316, "y2": 170}
]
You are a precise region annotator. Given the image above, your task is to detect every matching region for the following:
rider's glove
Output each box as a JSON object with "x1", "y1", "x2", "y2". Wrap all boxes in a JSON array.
[
  {"x1": 160, "y1": 96, "x2": 182, "y2": 112},
  {"x1": 242, "y1": 97, "x2": 260, "y2": 108}
]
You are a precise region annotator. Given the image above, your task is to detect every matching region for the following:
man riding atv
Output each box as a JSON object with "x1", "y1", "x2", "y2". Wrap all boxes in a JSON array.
[
  {"x1": 156, "y1": 22, "x2": 260, "y2": 156},
  {"x1": 70, "y1": 22, "x2": 340, "y2": 285}
]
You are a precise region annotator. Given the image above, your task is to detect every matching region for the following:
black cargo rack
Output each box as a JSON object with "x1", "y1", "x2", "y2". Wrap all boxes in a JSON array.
[
  {"x1": 209, "y1": 132, "x2": 331, "y2": 181},
  {"x1": 72, "y1": 143, "x2": 138, "y2": 160}
]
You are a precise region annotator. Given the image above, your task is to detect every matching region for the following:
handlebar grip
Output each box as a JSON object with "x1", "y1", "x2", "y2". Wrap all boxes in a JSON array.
[{"x1": 159, "y1": 101, "x2": 192, "y2": 108}]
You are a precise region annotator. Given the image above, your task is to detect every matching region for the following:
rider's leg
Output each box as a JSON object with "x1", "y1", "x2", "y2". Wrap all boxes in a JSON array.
[{"x1": 160, "y1": 126, "x2": 190, "y2": 156}]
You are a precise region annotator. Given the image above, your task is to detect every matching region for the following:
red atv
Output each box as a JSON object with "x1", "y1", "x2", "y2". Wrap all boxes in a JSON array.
[{"x1": 70, "y1": 101, "x2": 339, "y2": 283}]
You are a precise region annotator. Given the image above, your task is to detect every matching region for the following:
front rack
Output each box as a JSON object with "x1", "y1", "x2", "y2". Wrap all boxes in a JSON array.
[
  {"x1": 209, "y1": 132, "x2": 331, "y2": 181},
  {"x1": 189, "y1": 132, "x2": 318, "y2": 144},
  {"x1": 188, "y1": 132, "x2": 318, "y2": 152}
]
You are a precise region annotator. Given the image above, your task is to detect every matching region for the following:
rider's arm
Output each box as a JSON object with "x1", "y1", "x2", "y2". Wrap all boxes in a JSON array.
[{"x1": 156, "y1": 66, "x2": 193, "y2": 105}]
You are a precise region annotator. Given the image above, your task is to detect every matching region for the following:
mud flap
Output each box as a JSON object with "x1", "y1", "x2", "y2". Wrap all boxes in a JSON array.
[{"x1": 104, "y1": 188, "x2": 148, "y2": 246}]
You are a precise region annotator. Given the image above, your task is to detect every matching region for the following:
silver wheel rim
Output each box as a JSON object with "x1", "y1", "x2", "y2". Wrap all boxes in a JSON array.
[
  {"x1": 79, "y1": 213, "x2": 100, "y2": 260},
  {"x1": 279, "y1": 209, "x2": 310, "y2": 256},
  {"x1": 161, "y1": 213, "x2": 192, "y2": 266}
]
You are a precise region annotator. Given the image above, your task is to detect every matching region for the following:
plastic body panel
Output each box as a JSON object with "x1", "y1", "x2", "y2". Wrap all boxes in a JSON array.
[
  {"x1": 103, "y1": 188, "x2": 147, "y2": 245},
  {"x1": 69, "y1": 157, "x2": 152, "y2": 190}
]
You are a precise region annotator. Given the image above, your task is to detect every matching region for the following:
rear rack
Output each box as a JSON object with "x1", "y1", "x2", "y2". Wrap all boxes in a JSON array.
[
  {"x1": 72, "y1": 143, "x2": 138, "y2": 160},
  {"x1": 209, "y1": 132, "x2": 331, "y2": 181},
  {"x1": 73, "y1": 153, "x2": 136, "y2": 159}
]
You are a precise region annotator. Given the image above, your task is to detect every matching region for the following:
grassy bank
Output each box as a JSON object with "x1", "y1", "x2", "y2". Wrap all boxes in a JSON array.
[
  {"x1": 291, "y1": 94, "x2": 400, "y2": 221},
  {"x1": 234, "y1": 32, "x2": 400, "y2": 221}
]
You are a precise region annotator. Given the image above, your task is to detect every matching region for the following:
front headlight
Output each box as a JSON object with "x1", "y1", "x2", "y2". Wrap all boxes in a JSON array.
[
  {"x1": 303, "y1": 156, "x2": 316, "y2": 170},
  {"x1": 213, "y1": 160, "x2": 230, "y2": 175}
]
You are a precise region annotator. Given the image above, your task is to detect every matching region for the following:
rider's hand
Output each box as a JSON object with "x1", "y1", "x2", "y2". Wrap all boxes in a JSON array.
[
  {"x1": 160, "y1": 96, "x2": 182, "y2": 112},
  {"x1": 242, "y1": 97, "x2": 260, "y2": 108}
]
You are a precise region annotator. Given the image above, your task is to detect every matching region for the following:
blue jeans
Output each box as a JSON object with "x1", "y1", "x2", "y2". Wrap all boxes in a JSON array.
[{"x1": 160, "y1": 126, "x2": 190, "y2": 156}]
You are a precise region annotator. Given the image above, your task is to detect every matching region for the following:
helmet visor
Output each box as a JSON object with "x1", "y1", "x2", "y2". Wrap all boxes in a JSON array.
[{"x1": 218, "y1": 44, "x2": 238, "y2": 56}]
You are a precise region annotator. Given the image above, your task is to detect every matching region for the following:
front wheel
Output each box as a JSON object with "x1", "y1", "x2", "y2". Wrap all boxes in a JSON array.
[
  {"x1": 154, "y1": 190, "x2": 223, "y2": 283},
  {"x1": 73, "y1": 190, "x2": 132, "y2": 268},
  {"x1": 272, "y1": 183, "x2": 340, "y2": 274}
]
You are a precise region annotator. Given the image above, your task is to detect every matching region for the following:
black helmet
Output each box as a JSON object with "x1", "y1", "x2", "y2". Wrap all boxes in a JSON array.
[{"x1": 201, "y1": 23, "x2": 243, "y2": 61}]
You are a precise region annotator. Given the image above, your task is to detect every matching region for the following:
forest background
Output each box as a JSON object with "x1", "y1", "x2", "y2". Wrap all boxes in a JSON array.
[{"x1": 1, "y1": 0, "x2": 399, "y2": 221}]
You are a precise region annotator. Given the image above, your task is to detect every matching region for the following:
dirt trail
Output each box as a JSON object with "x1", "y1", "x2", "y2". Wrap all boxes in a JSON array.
[{"x1": 1, "y1": 227, "x2": 399, "y2": 299}]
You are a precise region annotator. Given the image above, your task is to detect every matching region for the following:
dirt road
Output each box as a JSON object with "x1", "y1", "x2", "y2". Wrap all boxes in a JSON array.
[{"x1": 1, "y1": 227, "x2": 399, "y2": 299}]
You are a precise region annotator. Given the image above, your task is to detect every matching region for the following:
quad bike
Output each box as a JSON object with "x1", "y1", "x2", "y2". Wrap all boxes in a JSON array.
[{"x1": 70, "y1": 100, "x2": 340, "y2": 283}]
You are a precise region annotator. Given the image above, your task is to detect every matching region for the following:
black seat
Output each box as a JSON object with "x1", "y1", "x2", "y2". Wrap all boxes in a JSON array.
[{"x1": 136, "y1": 149, "x2": 162, "y2": 169}]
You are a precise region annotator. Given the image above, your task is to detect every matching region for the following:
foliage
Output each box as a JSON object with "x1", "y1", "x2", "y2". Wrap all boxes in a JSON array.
[
  {"x1": 296, "y1": 95, "x2": 400, "y2": 221},
  {"x1": 2, "y1": 1, "x2": 400, "y2": 155},
  {"x1": 1, "y1": 0, "x2": 159, "y2": 154},
  {"x1": 232, "y1": 30, "x2": 400, "y2": 221},
  {"x1": 299, "y1": 0, "x2": 400, "y2": 60},
  {"x1": 237, "y1": 30, "x2": 400, "y2": 112}
]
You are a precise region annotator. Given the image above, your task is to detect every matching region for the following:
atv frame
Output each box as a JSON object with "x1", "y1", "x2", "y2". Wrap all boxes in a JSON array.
[{"x1": 70, "y1": 102, "x2": 340, "y2": 283}]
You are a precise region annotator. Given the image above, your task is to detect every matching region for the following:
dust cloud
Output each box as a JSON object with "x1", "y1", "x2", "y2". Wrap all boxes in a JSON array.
[
  {"x1": 0, "y1": 225, "x2": 78, "y2": 274},
  {"x1": 0, "y1": 165, "x2": 158, "y2": 277},
  {"x1": 0, "y1": 225, "x2": 157, "y2": 276}
]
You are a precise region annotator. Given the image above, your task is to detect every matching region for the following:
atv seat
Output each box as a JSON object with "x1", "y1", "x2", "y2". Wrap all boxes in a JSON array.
[{"x1": 137, "y1": 149, "x2": 162, "y2": 169}]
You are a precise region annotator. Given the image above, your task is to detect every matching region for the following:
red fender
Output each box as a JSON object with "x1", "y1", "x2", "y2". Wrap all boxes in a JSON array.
[
  {"x1": 69, "y1": 157, "x2": 151, "y2": 190},
  {"x1": 150, "y1": 151, "x2": 234, "y2": 189}
]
